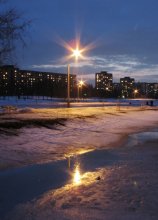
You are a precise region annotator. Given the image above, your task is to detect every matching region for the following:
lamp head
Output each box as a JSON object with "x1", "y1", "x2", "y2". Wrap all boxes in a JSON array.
[
  {"x1": 72, "y1": 48, "x2": 82, "y2": 60},
  {"x1": 78, "y1": 80, "x2": 84, "y2": 86}
]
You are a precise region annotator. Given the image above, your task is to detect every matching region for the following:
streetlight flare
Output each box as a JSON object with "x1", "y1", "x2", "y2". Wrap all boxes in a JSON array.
[
  {"x1": 55, "y1": 34, "x2": 97, "y2": 107},
  {"x1": 54, "y1": 34, "x2": 98, "y2": 63},
  {"x1": 72, "y1": 48, "x2": 82, "y2": 60},
  {"x1": 78, "y1": 80, "x2": 85, "y2": 86}
]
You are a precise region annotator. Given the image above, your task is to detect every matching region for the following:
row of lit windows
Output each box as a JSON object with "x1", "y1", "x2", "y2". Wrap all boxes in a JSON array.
[{"x1": 1, "y1": 72, "x2": 74, "y2": 80}]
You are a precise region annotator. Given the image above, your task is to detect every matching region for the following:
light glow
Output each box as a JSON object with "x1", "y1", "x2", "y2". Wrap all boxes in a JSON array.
[
  {"x1": 78, "y1": 80, "x2": 85, "y2": 87},
  {"x1": 72, "y1": 48, "x2": 82, "y2": 60},
  {"x1": 74, "y1": 165, "x2": 81, "y2": 185},
  {"x1": 54, "y1": 34, "x2": 98, "y2": 63}
]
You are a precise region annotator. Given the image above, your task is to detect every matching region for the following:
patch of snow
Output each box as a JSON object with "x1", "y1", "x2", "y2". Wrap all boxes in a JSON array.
[{"x1": 0, "y1": 107, "x2": 158, "y2": 169}]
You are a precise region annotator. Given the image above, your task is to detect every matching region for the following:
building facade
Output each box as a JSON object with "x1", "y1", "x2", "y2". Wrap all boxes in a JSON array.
[
  {"x1": 135, "y1": 82, "x2": 158, "y2": 98},
  {"x1": 95, "y1": 71, "x2": 113, "y2": 97},
  {"x1": 120, "y1": 77, "x2": 135, "y2": 98},
  {"x1": 112, "y1": 83, "x2": 121, "y2": 98},
  {"x1": 0, "y1": 65, "x2": 77, "y2": 97}
]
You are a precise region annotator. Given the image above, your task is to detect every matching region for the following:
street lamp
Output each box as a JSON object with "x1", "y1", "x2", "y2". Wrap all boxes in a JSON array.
[
  {"x1": 56, "y1": 36, "x2": 97, "y2": 107},
  {"x1": 134, "y1": 89, "x2": 138, "y2": 98},
  {"x1": 77, "y1": 80, "x2": 84, "y2": 100},
  {"x1": 67, "y1": 48, "x2": 82, "y2": 107}
]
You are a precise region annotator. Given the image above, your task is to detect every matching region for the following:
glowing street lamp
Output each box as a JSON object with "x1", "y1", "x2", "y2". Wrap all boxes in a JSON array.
[
  {"x1": 67, "y1": 47, "x2": 82, "y2": 107},
  {"x1": 134, "y1": 89, "x2": 138, "y2": 98},
  {"x1": 72, "y1": 48, "x2": 82, "y2": 60},
  {"x1": 55, "y1": 35, "x2": 97, "y2": 107},
  {"x1": 77, "y1": 80, "x2": 85, "y2": 99}
]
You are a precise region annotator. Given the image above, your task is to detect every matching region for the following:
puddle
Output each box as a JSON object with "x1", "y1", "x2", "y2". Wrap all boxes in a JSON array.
[
  {"x1": 126, "y1": 129, "x2": 158, "y2": 147},
  {"x1": 0, "y1": 160, "x2": 69, "y2": 218},
  {"x1": 0, "y1": 149, "x2": 118, "y2": 219},
  {"x1": 0, "y1": 129, "x2": 158, "y2": 219}
]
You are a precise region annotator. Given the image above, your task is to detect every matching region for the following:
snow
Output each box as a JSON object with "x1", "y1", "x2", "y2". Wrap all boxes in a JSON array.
[
  {"x1": 0, "y1": 97, "x2": 158, "y2": 111},
  {"x1": 0, "y1": 106, "x2": 158, "y2": 170},
  {"x1": 0, "y1": 105, "x2": 158, "y2": 219},
  {"x1": 5, "y1": 135, "x2": 158, "y2": 220}
]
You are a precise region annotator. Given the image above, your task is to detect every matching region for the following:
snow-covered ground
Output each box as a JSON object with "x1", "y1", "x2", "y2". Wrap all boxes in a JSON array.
[
  {"x1": 0, "y1": 106, "x2": 158, "y2": 219},
  {"x1": 0, "y1": 106, "x2": 158, "y2": 170},
  {"x1": 0, "y1": 97, "x2": 158, "y2": 110}
]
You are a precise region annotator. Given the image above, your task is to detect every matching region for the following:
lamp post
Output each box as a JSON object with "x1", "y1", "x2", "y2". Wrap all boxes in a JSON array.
[
  {"x1": 77, "y1": 80, "x2": 84, "y2": 100},
  {"x1": 77, "y1": 84, "x2": 81, "y2": 100},
  {"x1": 67, "y1": 48, "x2": 82, "y2": 108},
  {"x1": 67, "y1": 64, "x2": 70, "y2": 107},
  {"x1": 57, "y1": 37, "x2": 96, "y2": 107},
  {"x1": 134, "y1": 89, "x2": 138, "y2": 98}
]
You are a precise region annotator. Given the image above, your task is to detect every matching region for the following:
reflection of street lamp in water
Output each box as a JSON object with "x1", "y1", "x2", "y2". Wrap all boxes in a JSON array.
[{"x1": 73, "y1": 165, "x2": 81, "y2": 185}]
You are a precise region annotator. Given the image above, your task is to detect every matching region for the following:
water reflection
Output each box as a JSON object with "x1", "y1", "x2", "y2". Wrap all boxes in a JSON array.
[
  {"x1": 73, "y1": 164, "x2": 81, "y2": 185},
  {"x1": 64, "y1": 148, "x2": 94, "y2": 169}
]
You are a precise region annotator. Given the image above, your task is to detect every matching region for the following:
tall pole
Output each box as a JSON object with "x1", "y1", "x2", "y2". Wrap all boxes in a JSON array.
[
  {"x1": 80, "y1": 85, "x2": 82, "y2": 99},
  {"x1": 67, "y1": 64, "x2": 70, "y2": 108},
  {"x1": 78, "y1": 85, "x2": 80, "y2": 100}
]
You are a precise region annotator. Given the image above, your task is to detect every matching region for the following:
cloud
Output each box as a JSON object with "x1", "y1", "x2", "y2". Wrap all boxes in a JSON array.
[
  {"x1": 32, "y1": 54, "x2": 140, "y2": 70},
  {"x1": 31, "y1": 54, "x2": 158, "y2": 83}
]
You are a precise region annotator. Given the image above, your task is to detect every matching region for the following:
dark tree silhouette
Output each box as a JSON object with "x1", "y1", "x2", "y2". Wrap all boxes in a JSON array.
[{"x1": 0, "y1": 0, "x2": 30, "y2": 64}]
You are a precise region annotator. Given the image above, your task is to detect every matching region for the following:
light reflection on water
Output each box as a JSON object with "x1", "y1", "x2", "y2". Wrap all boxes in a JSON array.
[
  {"x1": 70, "y1": 154, "x2": 104, "y2": 187},
  {"x1": 73, "y1": 164, "x2": 81, "y2": 185},
  {"x1": 1, "y1": 128, "x2": 158, "y2": 218},
  {"x1": 65, "y1": 148, "x2": 94, "y2": 170}
]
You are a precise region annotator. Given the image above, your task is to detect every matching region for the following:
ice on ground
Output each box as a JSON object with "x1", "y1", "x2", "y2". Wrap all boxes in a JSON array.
[
  {"x1": 0, "y1": 106, "x2": 158, "y2": 219},
  {"x1": 127, "y1": 130, "x2": 158, "y2": 147},
  {"x1": 0, "y1": 107, "x2": 158, "y2": 170},
  {"x1": 6, "y1": 138, "x2": 158, "y2": 220}
]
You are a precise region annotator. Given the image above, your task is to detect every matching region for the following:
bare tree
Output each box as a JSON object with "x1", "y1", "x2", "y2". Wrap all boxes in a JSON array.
[{"x1": 0, "y1": 0, "x2": 30, "y2": 64}]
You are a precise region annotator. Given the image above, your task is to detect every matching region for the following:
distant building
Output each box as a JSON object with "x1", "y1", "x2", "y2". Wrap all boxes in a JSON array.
[
  {"x1": 112, "y1": 83, "x2": 121, "y2": 98},
  {"x1": 120, "y1": 77, "x2": 135, "y2": 98},
  {"x1": 134, "y1": 82, "x2": 158, "y2": 98},
  {"x1": 134, "y1": 82, "x2": 148, "y2": 98},
  {"x1": 0, "y1": 65, "x2": 77, "y2": 97},
  {"x1": 146, "y1": 83, "x2": 158, "y2": 98},
  {"x1": 95, "y1": 71, "x2": 113, "y2": 97}
]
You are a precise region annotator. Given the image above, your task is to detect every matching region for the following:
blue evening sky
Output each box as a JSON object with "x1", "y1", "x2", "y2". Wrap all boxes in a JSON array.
[{"x1": 5, "y1": 0, "x2": 158, "y2": 84}]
